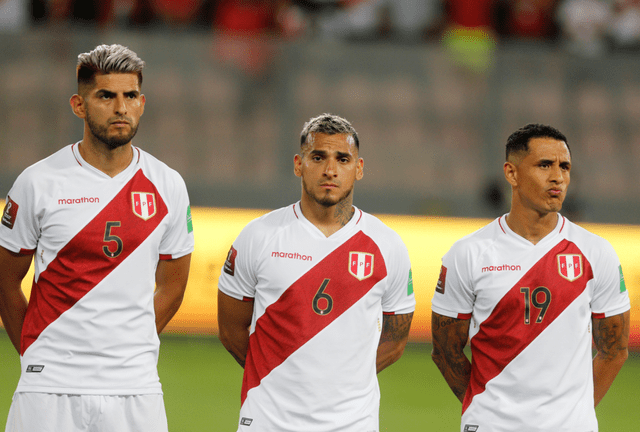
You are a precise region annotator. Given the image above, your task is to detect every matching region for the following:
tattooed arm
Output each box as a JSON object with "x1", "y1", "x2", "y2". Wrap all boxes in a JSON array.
[
  {"x1": 431, "y1": 311, "x2": 471, "y2": 403},
  {"x1": 377, "y1": 312, "x2": 414, "y2": 373},
  {"x1": 218, "y1": 290, "x2": 254, "y2": 368},
  {"x1": 592, "y1": 310, "x2": 630, "y2": 407}
]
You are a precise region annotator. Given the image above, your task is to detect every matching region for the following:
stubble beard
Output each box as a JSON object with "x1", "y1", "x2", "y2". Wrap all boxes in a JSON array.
[
  {"x1": 86, "y1": 112, "x2": 139, "y2": 150},
  {"x1": 302, "y1": 178, "x2": 353, "y2": 208}
]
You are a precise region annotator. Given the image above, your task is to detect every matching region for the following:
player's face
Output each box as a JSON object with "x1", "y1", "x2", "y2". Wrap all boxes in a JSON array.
[
  {"x1": 507, "y1": 137, "x2": 571, "y2": 216},
  {"x1": 294, "y1": 133, "x2": 364, "y2": 208},
  {"x1": 76, "y1": 73, "x2": 145, "y2": 149}
]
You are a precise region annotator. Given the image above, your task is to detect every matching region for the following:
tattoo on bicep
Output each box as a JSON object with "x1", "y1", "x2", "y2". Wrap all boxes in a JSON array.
[
  {"x1": 380, "y1": 313, "x2": 413, "y2": 343},
  {"x1": 593, "y1": 313, "x2": 628, "y2": 362}
]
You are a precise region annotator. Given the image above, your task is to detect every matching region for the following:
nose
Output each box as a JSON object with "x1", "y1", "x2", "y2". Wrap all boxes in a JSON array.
[
  {"x1": 549, "y1": 165, "x2": 564, "y2": 183},
  {"x1": 114, "y1": 95, "x2": 127, "y2": 115},
  {"x1": 323, "y1": 158, "x2": 337, "y2": 177}
]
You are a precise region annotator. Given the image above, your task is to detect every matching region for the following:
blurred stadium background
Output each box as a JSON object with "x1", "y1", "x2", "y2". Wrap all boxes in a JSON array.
[{"x1": 1, "y1": 0, "x2": 639, "y2": 430}]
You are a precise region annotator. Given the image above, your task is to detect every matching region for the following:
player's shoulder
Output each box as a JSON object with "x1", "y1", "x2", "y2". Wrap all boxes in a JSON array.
[
  {"x1": 562, "y1": 216, "x2": 617, "y2": 256},
  {"x1": 13, "y1": 144, "x2": 77, "y2": 188},
  {"x1": 356, "y1": 209, "x2": 407, "y2": 248},
  {"x1": 236, "y1": 204, "x2": 296, "y2": 241},
  {"x1": 446, "y1": 216, "x2": 502, "y2": 256},
  {"x1": 136, "y1": 147, "x2": 185, "y2": 183}
]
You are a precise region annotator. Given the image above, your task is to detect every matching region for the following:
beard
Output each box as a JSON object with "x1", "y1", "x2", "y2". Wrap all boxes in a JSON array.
[
  {"x1": 302, "y1": 177, "x2": 353, "y2": 207},
  {"x1": 86, "y1": 112, "x2": 139, "y2": 150}
]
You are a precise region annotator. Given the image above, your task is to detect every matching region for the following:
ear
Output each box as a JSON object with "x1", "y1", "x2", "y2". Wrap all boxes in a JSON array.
[
  {"x1": 504, "y1": 161, "x2": 517, "y2": 187},
  {"x1": 140, "y1": 94, "x2": 146, "y2": 116},
  {"x1": 355, "y1": 157, "x2": 364, "y2": 181},
  {"x1": 294, "y1": 154, "x2": 302, "y2": 178},
  {"x1": 70, "y1": 94, "x2": 86, "y2": 119}
]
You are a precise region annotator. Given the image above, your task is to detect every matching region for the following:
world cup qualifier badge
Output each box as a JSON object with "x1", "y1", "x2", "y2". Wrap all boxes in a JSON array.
[
  {"x1": 464, "y1": 425, "x2": 479, "y2": 432},
  {"x1": 2, "y1": 196, "x2": 19, "y2": 229}
]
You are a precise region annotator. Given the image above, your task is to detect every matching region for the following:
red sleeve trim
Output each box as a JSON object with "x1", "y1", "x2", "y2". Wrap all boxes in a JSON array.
[
  {"x1": 19, "y1": 248, "x2": 36, "y2": 255},
  {"x1": 242, "y1": 296, "x2": 254, "y2": 302},
  {"x1": 457, "y1": 313, "x2": 472, "y2": 319},
  {"x1": 382, "y1": 311, "x2": 396, "y2": 316},
  {"x1": 592, "y1": 312, "x2": 606, "y2": 319},
  {"x1": 159, "y1": 254, "x2": 172, "y2": 260}
]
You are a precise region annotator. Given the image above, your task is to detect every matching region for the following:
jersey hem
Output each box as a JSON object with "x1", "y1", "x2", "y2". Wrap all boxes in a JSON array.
[
  {"x1": 15, "y1": 386, "x2": 163, "y2": 395},
  {"x1": 432, "y1": 304, "x2": 472, "y2": 319},
  {"x1": 592, "y1": 304, "x2": 631, "y2": 319}
]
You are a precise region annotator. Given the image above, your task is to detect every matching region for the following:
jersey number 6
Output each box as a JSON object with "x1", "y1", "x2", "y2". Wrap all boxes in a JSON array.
[
  {"x1": 313, "y1": 278, "x2": 333, "y2": 316},
  {"x1": 103, "y1": 221, "x2": 123, "y2": 258}
]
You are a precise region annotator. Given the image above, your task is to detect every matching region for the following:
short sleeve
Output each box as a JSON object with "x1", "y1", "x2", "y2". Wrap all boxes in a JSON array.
[
  {"x1": 159, "y1": 173, "x2": 194, "y2": 259},
  {"x1": 381, "y1": 237, "x2": 415, "y2": 315},
  {"x1": 431, "y1": 242, "x2": 475, "y2": 319},
  {"x1": 590, "y1": 240, "x2": 631, "y2": 318},
  {"x1": 217, "y1": 223, "x2": 259, "y2": 301},
  {"x1": 0, "y1": 170, "x2": 41, "y2": 254}
]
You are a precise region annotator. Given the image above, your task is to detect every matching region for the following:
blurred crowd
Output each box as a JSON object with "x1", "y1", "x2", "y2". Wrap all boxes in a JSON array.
[{"x1": 2, "y1": 0, "x2": 640, "y2": 56}]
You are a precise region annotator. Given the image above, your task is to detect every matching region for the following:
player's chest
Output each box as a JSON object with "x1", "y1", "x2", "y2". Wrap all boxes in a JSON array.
[
  {"x1": 472, "y1": 241, "x2": 593, "y2": 321},
  {"x1": 39, "y1": 171, "x2": 168, "y2": 259},
  {"x1": 255, "y1": 230, "x2": 388, "y2": 306}
]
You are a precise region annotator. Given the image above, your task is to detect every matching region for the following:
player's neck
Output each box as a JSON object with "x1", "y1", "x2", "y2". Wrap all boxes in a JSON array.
[
  {"x1": 300, "y1": 197, "x2": 355, "y2": 238},
  {"x1": 78, "y1": 137, "x2": 133, "y2": 178},
  {"x1": 505, "y1": 208, "x2": 559, "y2": 245}
]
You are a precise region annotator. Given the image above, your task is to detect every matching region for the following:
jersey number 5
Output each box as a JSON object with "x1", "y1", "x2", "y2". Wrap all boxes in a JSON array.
[
  {"x1": 313, "y1": 279, "x2": 333, "y2": 316},
  {"x1": 103, "y1": 221, "x2": 123, "y2": 258},
  {"x1": 520, "y1": 286, "x2": 551, "y2": 324}
]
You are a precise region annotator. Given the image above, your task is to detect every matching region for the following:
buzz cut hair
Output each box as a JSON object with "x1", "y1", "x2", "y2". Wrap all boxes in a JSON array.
[
  {"x1": 76, "y1": 44, "x2": 145, "y2": 92},
  {"x1": 506, "y1": 123, "x2": 570, "y2": 161},
  {"x1": 300, "y1": 113, "x2": 359, "y2": 150}
]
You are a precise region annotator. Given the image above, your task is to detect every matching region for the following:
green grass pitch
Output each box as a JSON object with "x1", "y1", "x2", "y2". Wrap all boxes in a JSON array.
[{"x1": 1, "y1": 331, "x2": 638, "y2": 430}]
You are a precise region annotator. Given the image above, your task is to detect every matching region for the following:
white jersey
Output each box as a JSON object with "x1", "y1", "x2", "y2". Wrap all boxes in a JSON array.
[
  {"x1": 432, "y1": 214, "x2": 630, "y2": 432},
  {"x1": 0, "y1": 143, "x2": 194, "y2": 395},
  {"x1": 218, "y1": 203, "x2": 415, "y2": 432}
]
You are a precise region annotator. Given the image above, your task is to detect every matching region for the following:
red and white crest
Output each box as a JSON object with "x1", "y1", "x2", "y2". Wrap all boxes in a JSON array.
[
  {"x1": 132, "y1": 192, "x2": 156, "y2": 221},
  {"x1": 349, "y1": 252, "x2": 374, "y2": 281},
  {"x1": 557, "y1": 254, "x2": 583, "y2": 282}
]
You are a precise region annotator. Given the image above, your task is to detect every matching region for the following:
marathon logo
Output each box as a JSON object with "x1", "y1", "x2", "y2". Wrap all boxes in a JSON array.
[
  {"x1": 240, "y1": 417, "x2": 253, "y2": 426},
  {"x1": 26, "y1": 365, "x2": 44, "y2": 373},
  {"x1": 2, "y1": 196, "x2": 19, "y2": 229},
  {"x1": 271, "y1": 251, "x2": 313, "y2": 261},
  {"x1": 463, "y1": 425, "x2": 479, "y2": 432},
  {"x1": 58, "y1": 196, "x2": 100, "y2": 205},
  {"x1": 481, "y1": 264, "x2": 521, "y2": 273}
]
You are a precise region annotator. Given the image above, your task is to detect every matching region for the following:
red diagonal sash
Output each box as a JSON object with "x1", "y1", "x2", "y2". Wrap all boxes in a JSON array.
[
  {"x1": 21, "y1": 170, "x2": 167, "y2": 355},
  {"x1": 462, "y1": 239, "x2": 593, "y2": 413},
  {"x1": 241, "y1": 230, "x2": 387, "y2": 404}
]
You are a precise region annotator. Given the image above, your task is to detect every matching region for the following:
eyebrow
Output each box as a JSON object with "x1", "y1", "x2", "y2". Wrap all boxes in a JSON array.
[{"x1": 95, "y1": 89, "x2": 140, "y2": 97}]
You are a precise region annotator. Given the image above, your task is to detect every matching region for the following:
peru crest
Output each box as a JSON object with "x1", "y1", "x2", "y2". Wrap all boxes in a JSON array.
[
  {"x1": 557, "y1": 254, "x2": 583, "y2": 282},
  {"x1": 349, "y1": 251, "x2": 374, "y2": 281},
  {"x1": 132, "y1": 192, "x2": 156, "y2": 221}
]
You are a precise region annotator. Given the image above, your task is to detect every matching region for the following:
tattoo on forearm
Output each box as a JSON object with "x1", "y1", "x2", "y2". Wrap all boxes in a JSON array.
[
  {"x1": 432, "y1": 313, "x2": 471, "y2": 402},
  {"x1": 593, "y1": 313, "x2": 629, "y2": 362},
  {"x1": 380, "y1": 313, "x2": 413, "y2": 343}
]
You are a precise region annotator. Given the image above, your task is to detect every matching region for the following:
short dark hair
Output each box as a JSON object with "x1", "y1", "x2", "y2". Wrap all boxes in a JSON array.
[
  {"x1": 300, "y1": 113, "x2": 359, "y2": 150},
  {"x1": 76, "y1": 44, "x2": 145, "y2": 93},
  {"x1": 506, "y1": 124, "x2": 569, "y2": 161}
]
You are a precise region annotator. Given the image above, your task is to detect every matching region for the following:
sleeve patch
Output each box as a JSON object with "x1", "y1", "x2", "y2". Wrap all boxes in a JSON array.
[
  {"x1": 619, "y1": 265, "x2": 627, "y2": 293},
  {"x1": 407, "y1": 268, "x2": 414, "y2": 295},
  {"x1": 186, "y1": 205, "x2": 193, "y2": 234},
  {"x1": 436, "y1": 265, "x2": 447, "y2": 294},
  {"x1": 224, "y1": 245, "x2": 238, "y2": 276},
  {"x1": 2, "y1": 196, "x2": 19, "y2": 229}
]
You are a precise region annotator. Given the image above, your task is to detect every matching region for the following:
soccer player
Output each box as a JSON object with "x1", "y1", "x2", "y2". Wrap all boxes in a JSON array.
[
  {"x1": 431, "y1": 124, "x2": 631, "y2": 432},
  {"x1": 217, "y1": 113, "x2": 415, "y2": 432},
  {"x1": 0, "y1": 44, "x2": 194, "y2": 432}
]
